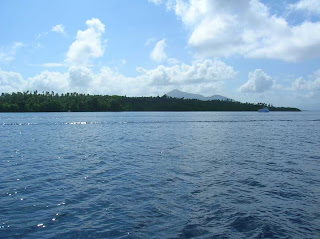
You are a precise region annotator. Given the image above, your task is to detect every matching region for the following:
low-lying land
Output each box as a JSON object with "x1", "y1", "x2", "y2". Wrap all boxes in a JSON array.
[{"x1": 0, "y1": 92, "x2": 301, "y2": 112}]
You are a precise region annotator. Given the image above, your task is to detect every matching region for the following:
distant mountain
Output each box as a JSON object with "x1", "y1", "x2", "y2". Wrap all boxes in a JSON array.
[{"x1": 166, "y1": 89, "x2": 230, "y2": 101}]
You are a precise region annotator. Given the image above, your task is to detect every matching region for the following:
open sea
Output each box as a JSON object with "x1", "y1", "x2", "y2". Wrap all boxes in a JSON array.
[{"x1": 0, "y1": 111, "x2": 320, "y2": 239}]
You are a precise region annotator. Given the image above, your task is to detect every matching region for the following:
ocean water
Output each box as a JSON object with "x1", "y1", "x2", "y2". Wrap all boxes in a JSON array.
[{"x1": 0, "y1": 111, "x2": 320, "y2": 239}]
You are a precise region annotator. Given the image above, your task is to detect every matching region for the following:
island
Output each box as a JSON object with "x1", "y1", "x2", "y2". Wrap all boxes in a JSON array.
[{"x1": 0, "y1": 91, "x2": 301, "y2": 112}]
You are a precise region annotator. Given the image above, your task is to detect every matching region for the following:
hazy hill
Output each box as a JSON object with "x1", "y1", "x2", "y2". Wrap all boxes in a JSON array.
[{"x1": 166, "y1": 89, "x2": 230, "y2": 101}]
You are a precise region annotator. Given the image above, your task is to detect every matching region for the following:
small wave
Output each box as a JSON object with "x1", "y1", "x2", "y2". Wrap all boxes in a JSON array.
[
  {"x1": 230, "y1": 214, "x2": 261, "y2": 232},
  {"x1": 2, "y1": 119, "x2": 316, "y2": 127},
  {"x1": 1, "y1": 122, "x2": 36, "y2": 126},
  {"x1": 239, "y1": 178, "x2": 266, "y2": 188},
  {"x1": 267, "y1": 189, "x2": 303, "y2": 200},
  {"x1": 180, "y1": 223, "x2": 210, "y2": 238},
  {"x1": 65, "y1": 121, "x2": 102, "y2": 125},
  {"x1": 115, "y1": 119, "x2": 296, "y2": 124}
]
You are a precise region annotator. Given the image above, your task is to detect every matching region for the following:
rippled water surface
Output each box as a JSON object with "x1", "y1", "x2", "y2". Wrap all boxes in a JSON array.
[{"x1": 1, "y1": 112, "x2": 320, "y2": 239}]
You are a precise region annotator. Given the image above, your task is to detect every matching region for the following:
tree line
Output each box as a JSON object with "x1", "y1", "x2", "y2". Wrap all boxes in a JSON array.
[{"x1": 0, "y1": 91, "x2": 300, "y2": 112}]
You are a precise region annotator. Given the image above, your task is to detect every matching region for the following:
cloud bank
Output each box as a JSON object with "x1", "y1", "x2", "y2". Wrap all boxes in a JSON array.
[{"x1": 0, "y1": 59, "x2": 236, "y2": 96}]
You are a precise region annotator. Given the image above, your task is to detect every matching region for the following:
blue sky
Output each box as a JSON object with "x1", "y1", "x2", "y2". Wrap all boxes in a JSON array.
[{"x1": 1, "y1": 0, "x2": 320, "y2": 109}]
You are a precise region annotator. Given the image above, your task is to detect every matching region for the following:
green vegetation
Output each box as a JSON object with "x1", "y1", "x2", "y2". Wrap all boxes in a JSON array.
[{"x1": 0, "y1": 91, "x2": 300, "y2": 112}]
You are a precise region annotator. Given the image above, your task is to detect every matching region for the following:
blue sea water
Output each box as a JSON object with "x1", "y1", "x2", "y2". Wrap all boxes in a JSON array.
[{"x1": 0, "y1": 111, "x2": 320, "y2": 239}]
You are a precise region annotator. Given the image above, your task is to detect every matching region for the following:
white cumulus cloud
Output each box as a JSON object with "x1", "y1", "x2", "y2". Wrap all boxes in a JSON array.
[
  {"x1": 153, "y1": 0, "x2": 320, "y2": 62},
  {"x1": 138, "y1": 59, "x2": 236, "y2": 95},
  {"x1": 27, "y1": 71, "x2": 69, "y2": 93},
  {"x1": 167, "y1": 58, "x2": 180, "y2": 65},
  {"x1": 0, "y1": 42, "x2": 23, "y2": 63},
  {"x1": 138, "y1": 59, "x2": 235, "y2": 86},
  {"x1": 41, "y1": 63, "x2": 64, "y2": 68},
  {"x1": 68, "y1": 66, "x2": 94, "y2": 89},
  {"x1": 148, "y1": 0, "x2": 163, "y2": 5},
  {"x1": 66, "y1": 18, "x2": 106, "y2": 66},
  {"x1": 291, "y1": 77, "x2": 320, "y2": 91},
  {"x1": 290, "y1": 0, "x2": 320, "y2": 14},
  {"x1": 0, "y1": 70, "x2": 26, "y2": 92},
  {"x1": 51, "y1": 24, "x2": 65, "y2": 34},
  {"x1": 240, "y1": 69, "x2": 274, "y2": 93},
  {"x1": 150, "y1": 39, "x2": 167, "y2": 62},
  {"x1": 291, "y1": 70, "x2": 320, "y2": 96}
]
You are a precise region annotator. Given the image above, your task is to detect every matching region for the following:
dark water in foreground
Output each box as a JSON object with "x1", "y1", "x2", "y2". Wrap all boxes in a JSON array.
[{"x1": 0, "y1": 112, "x2": 320, "y2": 239}]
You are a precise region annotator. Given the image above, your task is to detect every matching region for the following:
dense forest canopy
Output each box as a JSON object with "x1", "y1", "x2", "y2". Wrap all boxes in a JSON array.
[{"x1": 0, "y1": 91, "x2": 300, "y2": 112}]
